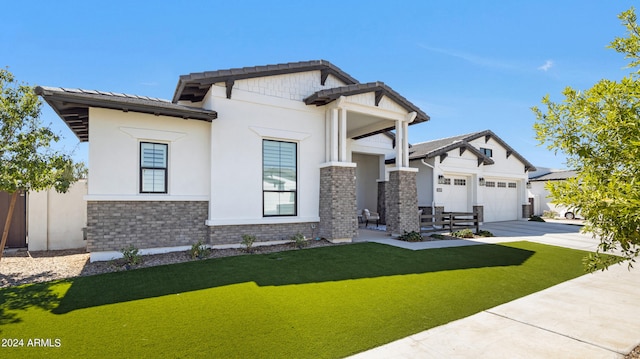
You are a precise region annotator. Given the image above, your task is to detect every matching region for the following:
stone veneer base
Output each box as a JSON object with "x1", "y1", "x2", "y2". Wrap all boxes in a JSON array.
[{"x1": 87, "y1": 201, "x2": 208, "y2": 253}]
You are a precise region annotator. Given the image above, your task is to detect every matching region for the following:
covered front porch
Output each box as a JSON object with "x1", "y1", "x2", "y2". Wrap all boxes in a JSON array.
[{"x1": 304, "y1": 82, "x2": 430, "y2": 242}]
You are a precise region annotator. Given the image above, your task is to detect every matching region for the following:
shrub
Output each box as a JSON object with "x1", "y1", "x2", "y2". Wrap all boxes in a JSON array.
[
  {"x1": 542, "y1": 210, "x2": 558, "y2": 219},
  {"x1": 121, "y1": 245, "x2": 142, "y2": 266},
  {"x1": 241, "y1": 234, "x2": 256, "y2": 253},
  {"x1": 189, "y1": 241, "x2": 210, "y2": 259},
  {"x1": 291, "y1": 232, "x2": 308, "y2": 249},
  {"x1": 528, "y1": 215, "x2": 546, "y2": 222},
  {"x1": 451, "y1": 229, "x2": 474, "y2": 238},
  {"x1": 476, "y1": 230, "x2": 494, "y2": 237},
  {"x1": 398, "y1": 230, "x2": 423, "y2": 242}
]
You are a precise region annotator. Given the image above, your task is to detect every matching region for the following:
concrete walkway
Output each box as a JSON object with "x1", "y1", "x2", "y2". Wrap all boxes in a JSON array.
[{"x1": 350, "y1": 220, "x2": 640, "y2": 358}]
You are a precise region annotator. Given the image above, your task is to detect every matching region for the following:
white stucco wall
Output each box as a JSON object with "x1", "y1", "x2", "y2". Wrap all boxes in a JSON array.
[
  {"x1": 28, "y1": 180, "x2": 87, "y2": 251},
  {"x1": 205, "y1": 85, "x2": 325, "y2": 225},
  {"x1": 353, "y1": 153, "x2": 379, "y2": 212},
  {"x1": 87, "y1": 108, "x2": 211, "y2": 200},
  {"x1": 412, "y1": 159, "x2": 434, "y2": 207}
]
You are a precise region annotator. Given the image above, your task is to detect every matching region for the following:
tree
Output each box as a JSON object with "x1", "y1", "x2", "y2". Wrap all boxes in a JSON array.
[
  {"x1": 0, "y1": 68, "x2": 75, "y2": 261},
  {"x1": 532, "y1": 7, "x2": 640, "y2": 271}
]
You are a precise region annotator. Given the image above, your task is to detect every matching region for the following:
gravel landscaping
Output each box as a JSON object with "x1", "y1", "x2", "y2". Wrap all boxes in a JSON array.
[{"x1": 0, "y1": 239, "x2": 338, "y2": 288}]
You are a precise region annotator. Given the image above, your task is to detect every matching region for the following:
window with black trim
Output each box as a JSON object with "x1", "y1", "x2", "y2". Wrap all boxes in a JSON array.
[
  {"x1": 263, "y1": 140, "x2": 297, "y2": 216},
  {"x1": 480, "y1": 147, "x2": 493, "y2": 157},
  {"x1": 140, "y1": 142, "x2": 168, "y2": 193}
]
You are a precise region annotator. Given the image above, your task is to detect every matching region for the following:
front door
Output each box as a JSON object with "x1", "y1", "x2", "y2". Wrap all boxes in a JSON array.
[{"x1": 0, "y1": 191, "x2": 27, "y2": 248}]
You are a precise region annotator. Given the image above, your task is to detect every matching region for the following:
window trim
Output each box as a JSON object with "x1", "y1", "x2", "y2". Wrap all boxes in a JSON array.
[
  {"x1": 262, "y1": 139, "x2": 298, "y2": 217},
  {"x1": 139, "y1": 142, "x2": 168, "y2": 194}
]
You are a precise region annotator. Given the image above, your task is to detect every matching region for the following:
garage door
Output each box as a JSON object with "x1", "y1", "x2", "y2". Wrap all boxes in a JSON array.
[
  {"x1": 482, "y1": 180, "x2": 518, "y2": 222},
  {"x1": 440, "y1": 176, "x2": 469, "y2": 212}
]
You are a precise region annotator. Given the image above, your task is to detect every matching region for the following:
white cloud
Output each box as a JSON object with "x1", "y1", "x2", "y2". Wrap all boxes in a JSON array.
[{"x1": 538, "y1": 60, "x2": 554, "y2": 71}]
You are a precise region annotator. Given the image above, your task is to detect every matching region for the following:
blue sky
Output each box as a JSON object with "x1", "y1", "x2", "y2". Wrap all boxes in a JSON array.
[{"x1": 2, "y1": 0, "x2": 636, "y2": 170}]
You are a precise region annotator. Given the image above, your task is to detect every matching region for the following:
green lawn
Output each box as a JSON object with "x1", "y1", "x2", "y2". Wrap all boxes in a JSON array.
[{"x1": 1, "y1": 241, "x2": 594, "y2": 358}]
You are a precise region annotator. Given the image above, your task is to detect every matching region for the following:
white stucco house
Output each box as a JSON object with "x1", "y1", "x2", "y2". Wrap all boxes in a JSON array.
[
  {"x1": 36, "y1": 60, "x2": 430, "y2": 261},
  {"x1": 397, "y1": 130, "x2": 536, "y2": 223},
  {"x1": 528, "y1": 169, "x2": 578, "y2": 218}
]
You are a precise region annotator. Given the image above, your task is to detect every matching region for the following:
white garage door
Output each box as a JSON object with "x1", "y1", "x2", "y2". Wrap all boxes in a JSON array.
[
  {"x1": 440, "y1": 176, "x2": 469, "y2": 212},
  {"x1": 482, "y1": 180, "x2": 518, "y2": 222}
]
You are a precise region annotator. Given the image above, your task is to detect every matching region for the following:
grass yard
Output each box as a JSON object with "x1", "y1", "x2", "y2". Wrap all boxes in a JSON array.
[{"x1": 1, "y1": 241, "x2": 596, "y2": 358}]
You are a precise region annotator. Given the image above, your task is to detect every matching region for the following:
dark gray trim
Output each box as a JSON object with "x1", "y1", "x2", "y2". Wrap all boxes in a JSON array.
[
  {"x1": 529, "y1": 170, "x2": 577, "y2": 182},
  {"x1": 173, "y1": 59, "x2": 359, "y2": 103},
  {"x1": 304, "y1": 81, "x2": 430, "y2": 125},
  {"x1": 35, "y1": 86, "x2": 217, "y2": 142}
]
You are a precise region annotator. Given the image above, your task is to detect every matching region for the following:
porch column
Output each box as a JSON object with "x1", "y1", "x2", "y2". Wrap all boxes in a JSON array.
[
  {"x1": 386, "y1": 168, "x2": 419, "y2": 235},
  {"x1": 339, "y1": 107, "x2": 347, "y2": 162},
  {"x1": 318, "y1": 163, "x2": 357, "y2": 243},
  {"x1": 395, "y1": 120, "x2": 403, "y2": 169},
  {"x1": 330, "y1": 108, "x2": 339, "y2": 162}
]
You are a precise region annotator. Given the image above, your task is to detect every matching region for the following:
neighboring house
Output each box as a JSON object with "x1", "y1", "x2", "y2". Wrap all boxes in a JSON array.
[
  {"x1": 528, "y1": 170, "x2": 578, "y2": 218},
  {"x1": 0, "y1": 180, "x2": 87, "y2": 251},
  {"x1": 397, "y1": 130, "x2": 536, "y2": 223},
  {"x1": 36, "y1": 60, "x2": 430, "y2": 261}
]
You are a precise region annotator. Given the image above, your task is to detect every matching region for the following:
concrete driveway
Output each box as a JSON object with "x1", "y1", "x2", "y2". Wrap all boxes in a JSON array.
[{"x1": 350, "y1": 220, "x2": 640, "y2": 358}]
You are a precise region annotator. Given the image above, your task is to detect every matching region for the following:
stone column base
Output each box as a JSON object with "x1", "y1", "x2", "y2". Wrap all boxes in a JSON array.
[{"x1": 319, "y1": 164, "x2": 357, "y2": 242}]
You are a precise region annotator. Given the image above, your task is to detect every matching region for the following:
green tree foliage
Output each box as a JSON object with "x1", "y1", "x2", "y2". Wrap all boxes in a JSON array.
[
  {"x1": 0, "y1": 68, "x2": 76, "y2": 260},
  {"x1": 532, "y1": 8, "x2": 640, "y2": 271}
]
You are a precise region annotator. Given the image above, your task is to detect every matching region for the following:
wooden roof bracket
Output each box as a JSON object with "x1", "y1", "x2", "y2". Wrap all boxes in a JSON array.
[
  {"x1": 225, "y1": 79, "x2": 235, "y2": 99},
  {"x1": 374, "y1": 90, "x2": 384, "y2": 106}
]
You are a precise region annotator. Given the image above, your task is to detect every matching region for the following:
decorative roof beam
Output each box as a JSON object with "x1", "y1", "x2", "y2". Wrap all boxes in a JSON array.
[
  {"x1": 460, "y1": 146, "x2": 466, "y2": 156},
  {"x1": 440, "y1": 153, "x2": 448, "y2": 163},
  {"x1": 374, "y1": 90, "x2": 384, "y2": 106},
  {"x1": 321, "y1": 68, "x2": 330, "y2": 86},
  {"x1": 225, "y1": 79, "x2": 235, "y2": 99},
  {"x1": 506, "y1": 150, "x2": 512, "y2": 158},
  {"x1": 485, "y1": 134, "x2": 491, "y2": 143}
]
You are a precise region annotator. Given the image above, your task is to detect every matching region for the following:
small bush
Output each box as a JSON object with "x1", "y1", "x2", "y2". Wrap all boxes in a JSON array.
[
  {"x1": 542, "y1": 210, "x2": 558, "y2": 219},
  {"x1": 190, "y1": 241, "x2": 210, "y2": 259},
  {"x1": 241, "y1": 234, "x2": 256, "y2": 253},
  {"x1": 430, "y1": 234, "x2": 446, "y2": 240},
  {"x1": 451, "y1": 228, "x2": 474, "y2": 238},
  {"x1": 398, "y1": 230, "x2": 423, "y2": 242},
  {"x1": 529, "y1": 215, "x2": 546, "y2": 222},
  {"x1": 121, "y1": 245, "x2": 142, "y2": 266},
  {"x1": 291, "y1": 232, "x2": 308, "y2": 249},
  {"x1": 476, "y1": 230, "x2": 494, "y2": 237}
]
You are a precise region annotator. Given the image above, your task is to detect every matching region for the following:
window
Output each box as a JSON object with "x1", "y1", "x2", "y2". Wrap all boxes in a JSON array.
[
  {"x1": 497, "y1": 182, "x2": 507, "y2": 188},
  {"x1": 480, "y1": 147, "x2": 493, "y2": 157},
  {"x1": 486, "y1": 181, "x2": 496, "y2": 187},
  {"x1": 443, "y1": 178, "x2": 451, "y2": 185},
  {"x1": 508, "y1": 182, "x2": 517, "y2": 188},
  {"x1": 140, "y1": 142, "x2": 168, "y2": 193},
  {"x1": 454, "y1": 178, "x2": 466, "y2": 186},
  {"x1": 263, "y1": 140, "x2": 297, "y2": 216}
]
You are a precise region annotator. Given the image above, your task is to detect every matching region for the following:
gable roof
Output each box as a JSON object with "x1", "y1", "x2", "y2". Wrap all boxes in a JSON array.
[
  {"x1": 529, "y1": 170, "x2": 577, "y2": 181},
  {"x1": 403, "y1": 130, "x2": 536, "y2": 171},
  {"x1": 172, "y1": 59, "x2": 359, "y2": 103},
  {"x1": 35, "y1": 86, "x2": 217, "y2": 142},
  {"x1": 303, "y1": 81, "x2": 430, "y2": 125}
]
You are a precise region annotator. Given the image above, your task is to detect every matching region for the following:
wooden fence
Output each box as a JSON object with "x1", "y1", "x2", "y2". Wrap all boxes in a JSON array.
[{"x1": 419, "y1": 212, "x2": 479, "y2": 234}]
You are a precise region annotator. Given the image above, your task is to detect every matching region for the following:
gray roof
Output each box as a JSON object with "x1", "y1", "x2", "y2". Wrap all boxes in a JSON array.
[
  {"x1": 403, "y1": 130, "x2": 536, "y2": 172},
  {"x1": 172, "y1": 59, "x2": 359, "y2": 103},
  {"x1": 35, "y1": 86, "x2": 217, "y2": 142},
  {"x1": 529, "y1": 170, "x2": 577, "y2": 181},
  {"x1": 304, "y1": 81, "x2": 430, "y2": 129}
]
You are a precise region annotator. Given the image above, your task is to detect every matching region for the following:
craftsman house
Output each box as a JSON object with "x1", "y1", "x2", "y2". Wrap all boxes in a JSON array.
[
  {"x1": 400, "y1": 130, "x2": 536, "y2": 223},
  {"x1": 36, "y1": 60, "x2": 429, "y2": 261}
]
